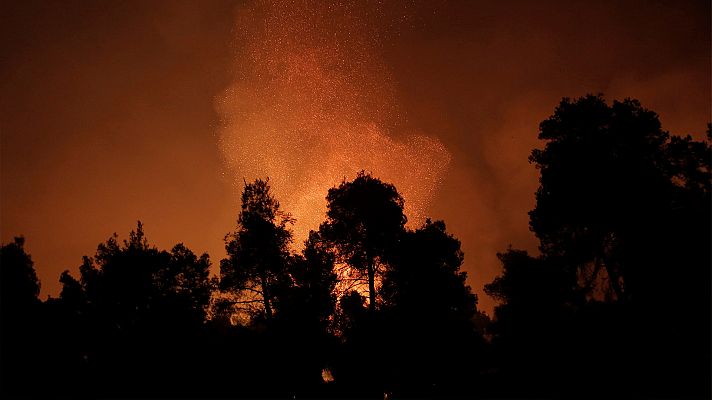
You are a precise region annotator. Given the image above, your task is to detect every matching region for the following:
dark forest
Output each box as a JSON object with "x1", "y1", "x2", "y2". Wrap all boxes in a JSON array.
[{"x1": 1, "y1": 95, "x2": 710, "y2": 399}]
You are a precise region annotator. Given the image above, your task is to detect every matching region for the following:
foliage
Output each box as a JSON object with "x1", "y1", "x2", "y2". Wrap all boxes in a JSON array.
[
  {"x1": 220, "y1": 178, "x2": 294, "y2": 322},
  {"x1": 65, "y1": 222, "x2": 213, "y2": 330},
  {"x1": 529, "y1": 94, "x2": 711, "y2": 304},
  {"x1": 487, "y1": 95, "x2": 711, "y2": 397},
  {"x1": 379, "y1": 219, "x2": 484, "y2": 396},
  {"x1": 279, "y1": 231, "x2": 338, "y2": 332},
  {"x1": 0, "y1": 236, "x2": 41, "y2": 314},
  {"x1": 0, "y1": 237, "x2": 42, "y2": 395},
  {"x1": 320, "y1": 171, "x2": 406, "y2": 311},
  {"x1": 1, "y1": 98, "x2": 708, "y2": 397}
]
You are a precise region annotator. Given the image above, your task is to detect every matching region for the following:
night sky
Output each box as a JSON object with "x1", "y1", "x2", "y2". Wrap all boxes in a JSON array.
[{"x1": 2, "y1": 0, "x2": 710, "y2": 314}]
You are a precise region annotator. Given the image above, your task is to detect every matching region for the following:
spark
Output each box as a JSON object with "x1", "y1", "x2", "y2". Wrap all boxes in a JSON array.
[{"x1": 217, "y1": 0, "x2": 451, "y2": 245}]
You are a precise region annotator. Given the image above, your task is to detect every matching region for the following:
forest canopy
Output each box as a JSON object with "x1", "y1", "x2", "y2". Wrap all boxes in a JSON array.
[{"x1": 0, "y1": 95, "x2": 709, "y2": 399}]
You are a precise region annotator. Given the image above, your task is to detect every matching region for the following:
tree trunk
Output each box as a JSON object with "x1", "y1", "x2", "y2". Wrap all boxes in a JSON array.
[
  {"x1": 367, "y1": 255, "x2": 376, "y2": 313},
  {"x1": 260, "y1": 270, "x2": 273, "y2": 320},
  {"x1": 603, "y1": 260, "x2": 624, "y2": 302}
]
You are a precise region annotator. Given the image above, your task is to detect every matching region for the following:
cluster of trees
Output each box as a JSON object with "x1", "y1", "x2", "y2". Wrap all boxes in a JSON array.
[
  {"x1": 0, "y1": 95, "x2": 709, "y2": 399},
  {"x1": 1, "y1": 173, "x2": 483, "y2": 398},
  {"x1": 484, "y1": 96, "x2": 711, "y2": 398}
]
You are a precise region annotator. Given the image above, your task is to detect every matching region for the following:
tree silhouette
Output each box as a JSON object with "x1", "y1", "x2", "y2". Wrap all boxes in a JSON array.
[
  {"x1": 270, "y1": 231, "x2": 340, "y2": 395},
  {"x1": 488, "y1": 95, "x2": 711, "y2": 397},
  {"x1": 320, "y1": 171, "x2": 406, "y2": 313},
  {"x1": 1, "y1": 102, "x2": 705, "y2": 398},
  {"x1": 220, "y1": 178, "x2": 294, "y2": 322},
  {"x1": 529, "y1": 95, "x2": 711, "y2": 305},
  {"x1": 279, "y1": 231, "x2": 338, "y2": 334},
  {"x1": 0, "y1": 237, "x2": 42, "y2": 398},
  {"x1": 483, "y1": 250, "x2": 577, "y2": 395},
  {"x1": 329, "y1": 289, "x2": 372, "y2": 395},
  {"x1": 156, "y1": 243, "x2": 214, "y2": 325},
  {"x1": 0, "y1": 237, "x2": 40, "y2": 315},
  {"x1": 55, "y1": 222, "x2": 214, "y2": 396},
  {"x1": 335, "y1": 290, "x2": 369, "y2": 339},
  {"x1": 529, "y1": 96, "x2": 710, "y2": 327},
  {"x1": 381, "y1": 220, "x2": 477, "y2": 320},
  {"x1": 380, "y1": 219, "x2": 483, "y2": 396},
  {"x1": 66, "y1": 222, "x2": 213, "y2": 331}
]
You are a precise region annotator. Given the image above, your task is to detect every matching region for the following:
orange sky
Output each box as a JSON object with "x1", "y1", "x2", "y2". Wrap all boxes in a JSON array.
[{"x1": 1, "y1": 0, "x2": 710, "y2": 314}]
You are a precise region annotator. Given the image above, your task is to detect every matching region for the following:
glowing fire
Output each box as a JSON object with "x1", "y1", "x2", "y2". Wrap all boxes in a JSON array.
[
  {"x1": 321, "y1": 368, "x2": 335, "y2": 383},
  {"x1": 216, "y1": 0, "x2": 451, "y2": 244}
]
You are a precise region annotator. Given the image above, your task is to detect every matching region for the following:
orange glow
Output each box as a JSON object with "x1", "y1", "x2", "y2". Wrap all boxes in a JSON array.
[
  {"x1": 1, "y1": 1, "x2": 708, "y2": 317},
  {"x1": 216, "y1": 0, "x2": 450, "y2": 245}
]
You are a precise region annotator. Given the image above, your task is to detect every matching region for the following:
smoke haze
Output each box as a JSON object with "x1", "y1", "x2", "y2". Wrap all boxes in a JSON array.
[{"x1": 1, "y1": 0, "x2": 709, "y2": 313}]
